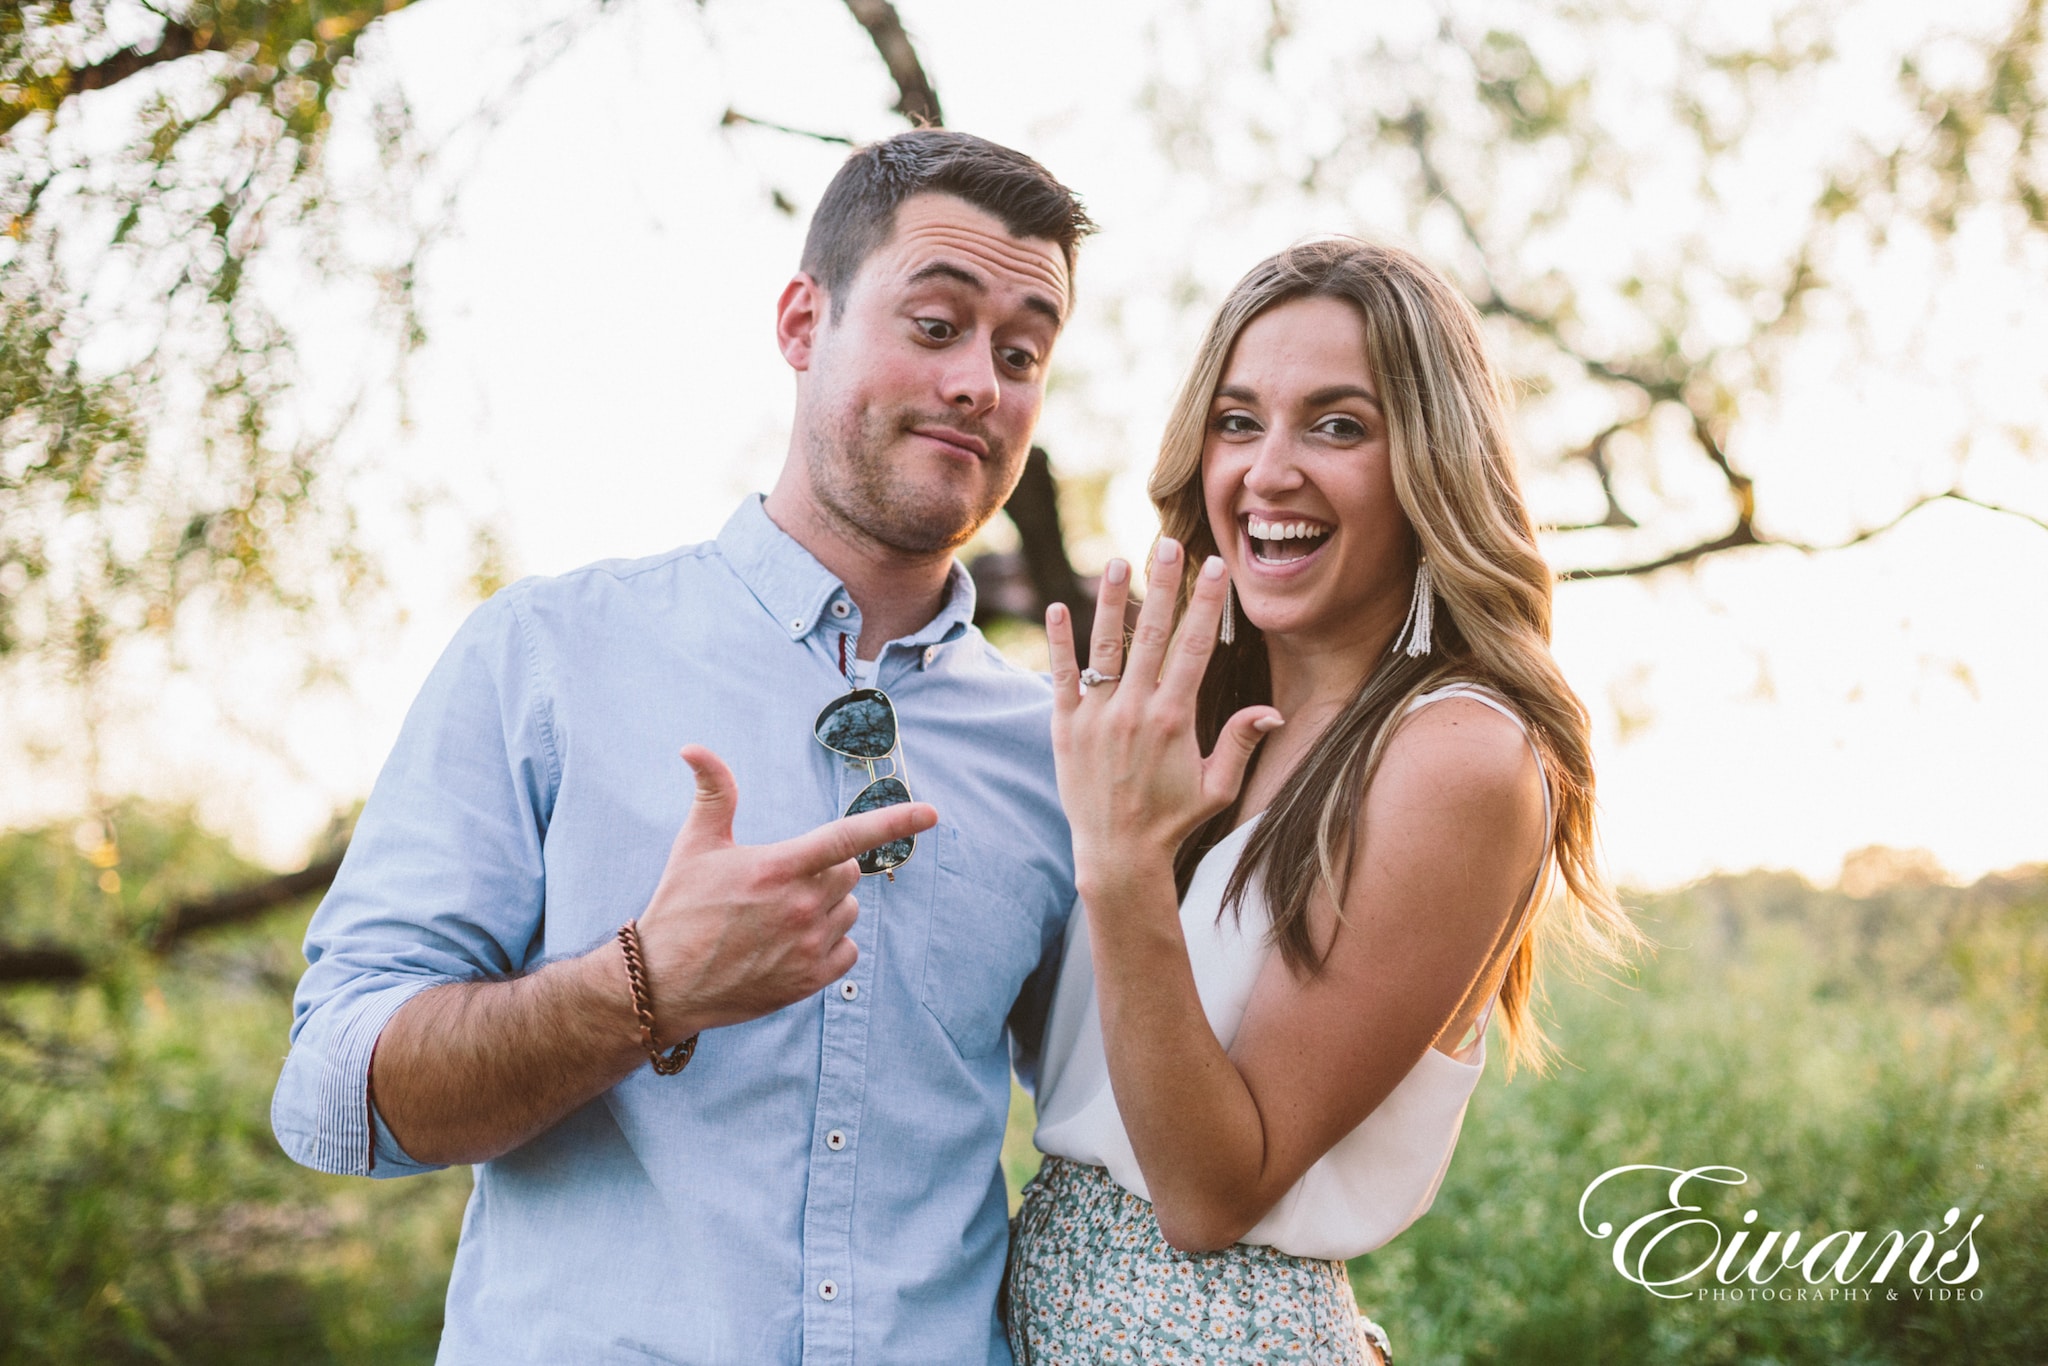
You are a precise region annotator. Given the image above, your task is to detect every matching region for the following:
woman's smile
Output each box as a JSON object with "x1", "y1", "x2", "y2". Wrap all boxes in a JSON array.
[{"x1": 1243, "y1": 512, "x2": 1333, "y2": 566}]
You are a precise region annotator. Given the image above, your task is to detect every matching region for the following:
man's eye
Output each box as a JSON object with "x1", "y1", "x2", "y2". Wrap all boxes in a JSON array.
[
  {"x1": 916, "y1": 318, "x2": 958, "y2": 342},
  {"x1": 999, "y1": 347, "x2": 1038, "y2": 372}
]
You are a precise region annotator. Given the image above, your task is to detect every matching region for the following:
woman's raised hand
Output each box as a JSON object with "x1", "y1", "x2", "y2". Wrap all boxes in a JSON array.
[{"x1": 1046, "y1": 538, "x2": 1284, "y2": 889}]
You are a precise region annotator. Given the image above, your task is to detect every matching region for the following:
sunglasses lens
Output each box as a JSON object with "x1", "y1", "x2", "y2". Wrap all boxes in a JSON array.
[
  {"x1": 815, "y1": 689, "x2": 897, "y2": 760},
  {"x1": 846, "y1": 776, "x2": 914, "y2": 874}
]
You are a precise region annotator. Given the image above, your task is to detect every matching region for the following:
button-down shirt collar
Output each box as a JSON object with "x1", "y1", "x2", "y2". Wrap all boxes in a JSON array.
[{"x1": 716, "y1": 494, "x2": 977, "y2": 661}]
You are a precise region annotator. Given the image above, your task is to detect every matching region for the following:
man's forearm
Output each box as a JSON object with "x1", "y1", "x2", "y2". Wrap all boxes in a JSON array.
[
  {"x1": 370, "y1": 937, "x2": 675, "y2": 1166},
  {"x1": 361, "y1": 750, "x2": 933, "y2": 1168}
]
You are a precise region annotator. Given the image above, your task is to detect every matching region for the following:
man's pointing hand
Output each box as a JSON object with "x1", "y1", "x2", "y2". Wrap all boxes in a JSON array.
[{"x1": 634, "y1": 744, "x2": 938, "y2": 1043}]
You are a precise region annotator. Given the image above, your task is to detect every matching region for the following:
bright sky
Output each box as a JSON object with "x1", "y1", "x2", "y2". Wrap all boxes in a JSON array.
[{"x1": 7, "y1": 0, "x2": 2045, "y2": 891}]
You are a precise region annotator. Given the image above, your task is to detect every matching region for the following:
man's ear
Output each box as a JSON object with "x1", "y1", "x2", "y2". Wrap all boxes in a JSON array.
[{"x1": 776, "y1": 273, "x2": 828, "y2": 371}]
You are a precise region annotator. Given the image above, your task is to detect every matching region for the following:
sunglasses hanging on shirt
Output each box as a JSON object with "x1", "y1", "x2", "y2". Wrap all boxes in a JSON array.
[{"x1": 814, "y1": 633, "x2": 917, "y2": 877}]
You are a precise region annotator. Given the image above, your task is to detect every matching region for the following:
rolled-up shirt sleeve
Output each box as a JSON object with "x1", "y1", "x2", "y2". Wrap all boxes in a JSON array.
[{"x1": 271, "y1": 589, "x2": 558, "y2": 1177}]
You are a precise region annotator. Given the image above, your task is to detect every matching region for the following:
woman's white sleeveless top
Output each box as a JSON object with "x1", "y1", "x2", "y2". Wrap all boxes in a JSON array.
[{"x1": 1031, "y1": 683, "x2": 1551, "y2": 1262}]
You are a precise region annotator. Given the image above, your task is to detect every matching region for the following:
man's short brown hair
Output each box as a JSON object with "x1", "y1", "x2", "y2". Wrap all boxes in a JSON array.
[{"x1": 801, "y1": 130, "x2": 1094, "y2": 317}]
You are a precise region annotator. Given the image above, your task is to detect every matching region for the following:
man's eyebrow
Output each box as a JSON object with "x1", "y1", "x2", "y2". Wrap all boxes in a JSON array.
[
  {"x1": 1213, "y1": 382, "x2": 1382, "y2": 411},
  {"x1": 907, "y1": 261, "x2": 985, "y2": 294},
  {"x1": 905, "y1": 260, "x2": 1065, "y2": 328}
]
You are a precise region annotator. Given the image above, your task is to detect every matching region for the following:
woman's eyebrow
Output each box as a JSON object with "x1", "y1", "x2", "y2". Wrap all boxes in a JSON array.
[
  {"x1": 1212, "y1": 382, "x2": 1383, "y2": 412},
  {"x1": 1303, "y1": 383, "x2": 1382, "y2": 412}
]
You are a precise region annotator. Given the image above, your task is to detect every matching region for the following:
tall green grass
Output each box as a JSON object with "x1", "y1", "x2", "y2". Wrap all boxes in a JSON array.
[{"x1": 1349, "y1": 869, "x2": 2044, "y2": 1363}]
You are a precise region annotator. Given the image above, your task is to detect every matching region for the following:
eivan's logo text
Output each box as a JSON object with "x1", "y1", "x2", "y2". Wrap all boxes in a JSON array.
[{"x1": 1578, "y1": 1165, "x2": 1983, "y2": 1301}]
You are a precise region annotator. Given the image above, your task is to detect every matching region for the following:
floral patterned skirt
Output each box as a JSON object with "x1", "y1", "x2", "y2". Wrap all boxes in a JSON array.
[{"x1": 1003, "y1": 1155, "x2": 1386, "y2": 1365}]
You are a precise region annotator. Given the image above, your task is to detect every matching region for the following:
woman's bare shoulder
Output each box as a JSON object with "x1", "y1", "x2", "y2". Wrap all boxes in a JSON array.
[{"x1": 1374, "y1": 692, "x2": 1544, "y2": 818}]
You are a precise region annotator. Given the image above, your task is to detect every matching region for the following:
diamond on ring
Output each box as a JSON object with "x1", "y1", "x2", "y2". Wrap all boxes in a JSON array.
[{"x1": 1078, "y1": 667, "x2": 1121, "y2": 689}]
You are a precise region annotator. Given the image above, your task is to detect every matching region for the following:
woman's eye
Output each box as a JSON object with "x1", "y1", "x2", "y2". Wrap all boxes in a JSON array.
[
  {"x1": 916, "y1": 318, "x2": 958, "y2": 342},
  {"x1": 1317, "y1": 415, "x2": 1368, "y2": 440},
  {"x1": 1212, "y1": 412, "x2": 1260, "y2": 436}
]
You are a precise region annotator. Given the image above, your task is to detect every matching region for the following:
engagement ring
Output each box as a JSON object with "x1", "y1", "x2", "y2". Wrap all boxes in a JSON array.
[{"x1": 1078, "y1": 668, "x2": 1121, "y2": 689}]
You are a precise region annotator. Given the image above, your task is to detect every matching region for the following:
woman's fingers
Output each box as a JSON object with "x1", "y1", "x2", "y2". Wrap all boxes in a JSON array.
[
  {"x1": 1046, "y1": 601, "x2": 1082, "y2": 713},
  {"x1": 1120, "y1": 538, "x2": 1183, "y2": 693},
  {"x1": 1202, "y1": 705, "x2": 1286, "y2": 810},
  {"x1": 1157, "y1": 554, "x2": 1230, "y2": 700},
  {"x1": 1085, "y1": 558, "x2": 1131, "y2": 681}
]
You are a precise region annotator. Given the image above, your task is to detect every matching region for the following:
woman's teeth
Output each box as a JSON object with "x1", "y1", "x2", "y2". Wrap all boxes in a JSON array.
[{"x1": 1246, "y1": 515, "x2": 1330, "y2": 563}]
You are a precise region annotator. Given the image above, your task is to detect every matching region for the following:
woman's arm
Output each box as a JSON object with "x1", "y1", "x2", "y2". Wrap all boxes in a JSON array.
[
  {"x1": 1048, "y1": 543, "x2": 1547, "y2": 1252},
  {"x1": 1097, "y1": 699, "x2": 1544, "y2": 1249}
]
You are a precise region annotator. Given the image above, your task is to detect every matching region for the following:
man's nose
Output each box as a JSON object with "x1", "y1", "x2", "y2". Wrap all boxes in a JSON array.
[{"x1": 941, "y1": 348, "x2": 1000, "y2": 417}]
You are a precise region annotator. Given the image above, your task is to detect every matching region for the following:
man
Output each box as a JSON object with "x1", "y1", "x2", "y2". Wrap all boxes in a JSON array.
[{"x1": 272, "y1": 130, "x2": 1094, "y2": 1364}]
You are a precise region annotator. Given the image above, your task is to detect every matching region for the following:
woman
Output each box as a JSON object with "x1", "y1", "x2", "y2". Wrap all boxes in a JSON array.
[{"x1": 1003, "y1": 239, "x2": 1643, "y2": 1364}]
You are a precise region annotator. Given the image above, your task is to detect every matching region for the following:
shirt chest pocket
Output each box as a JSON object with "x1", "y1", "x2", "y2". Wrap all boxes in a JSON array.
[{"x1": 919, "y1": 826, "x2": 1054, "y2": 1059}]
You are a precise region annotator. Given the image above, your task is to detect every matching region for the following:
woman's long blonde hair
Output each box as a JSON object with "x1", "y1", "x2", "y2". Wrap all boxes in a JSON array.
[{"x1": 1152, "y1": 238, "x2": 1642, "y2": 1077}]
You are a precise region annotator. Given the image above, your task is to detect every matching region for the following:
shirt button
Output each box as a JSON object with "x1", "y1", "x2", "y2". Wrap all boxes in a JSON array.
[
  {"x1": 830, "y1": 600, "x2": 850, "y2": 618},
  {"x1": 923, "y1": 646, "x2": 938, "y2": 666},
  {"x1": 826, "y1": 1129, "x2": 847, "y2": 1151},
  {"x1": 818, "y1": 1280, "x2": 838, "y2": 1301},
  {"x1": 839, "y1": 981, "x2": 859, "y2": 1001},
  {"x1": 790, "y1": 618, "x2": 804, "y2": 631}
]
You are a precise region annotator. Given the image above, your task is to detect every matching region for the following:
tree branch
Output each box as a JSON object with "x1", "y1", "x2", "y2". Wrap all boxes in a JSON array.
[
  {"x1": 1542, "y1": 422, "x2": 1642, "y2": 531},
  {"x1": 1559, "y1": 490, "x2": 2046, "y2": 580},
  {"x1": 842, "y1": 0, "x2": 943, "y2": 127},
  {"x1": 64, "y1": 21, "x2": 222, "y2": 97},
  {"x1": 147, "y1": 852, "x2": 345, "y2": 952},
  {"x1": 1773, "y1": 490, "x2": 2048, "y2": 550},
  {"x1": 719, "y1": 108, "x2": 855, "y2": 145},
  {"x1": 1558, "y1": 522, "x2": 1760, "y2": 580},
  {"x1": 0, "y1": 944, "x2": 89, "y2": 985},
  {"x1": 0, "y1": 851, "x2": 344, "y2": 988}
]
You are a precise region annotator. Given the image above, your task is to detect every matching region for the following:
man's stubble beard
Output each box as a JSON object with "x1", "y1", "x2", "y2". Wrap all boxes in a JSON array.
[{"x1": 806, "y1": 399, "x2": 1020, "y2": 558}]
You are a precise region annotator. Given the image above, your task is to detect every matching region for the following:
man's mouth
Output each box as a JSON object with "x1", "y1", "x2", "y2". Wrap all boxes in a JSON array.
[
  {"x1": 910, "y1": 425, "x2": 990, "y2": 461},
  {"x1": 1244, "y1": 513, "x2": 1332, "y2": 565}
]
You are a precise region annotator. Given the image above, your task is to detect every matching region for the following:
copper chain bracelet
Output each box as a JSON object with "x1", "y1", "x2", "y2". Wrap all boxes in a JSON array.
[{"x1": 616, "y1": 920, "x2": 698, "y2": 1075}]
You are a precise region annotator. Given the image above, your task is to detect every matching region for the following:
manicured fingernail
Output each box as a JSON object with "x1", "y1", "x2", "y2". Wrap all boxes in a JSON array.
[
  {"x1": 1202, "y1": 556, "x2": 1225, "y2": 580},
  {"x1": 1106, "y1": 559, "x2": 1129, "y2": 585},
  {"x1": 1254, "y1": 715, "x2": 1286, "y2": 733},
  {"x1": 1156, "y1": 537, "x2": 1180, "y2": 565},
  {"x1": 1048, "y1": 602, "x2": 1067, "y2": 625}
]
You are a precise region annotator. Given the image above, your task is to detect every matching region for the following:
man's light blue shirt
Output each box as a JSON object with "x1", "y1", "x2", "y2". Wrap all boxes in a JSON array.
[{"x1": 272, "y1": 495, "x2": 1075, "y2": 1364}]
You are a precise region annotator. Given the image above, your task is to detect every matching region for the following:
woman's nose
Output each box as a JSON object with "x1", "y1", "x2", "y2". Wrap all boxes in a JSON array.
[{"x1": 1242, "y1": 432, "x2": 1305, "y2": 495}]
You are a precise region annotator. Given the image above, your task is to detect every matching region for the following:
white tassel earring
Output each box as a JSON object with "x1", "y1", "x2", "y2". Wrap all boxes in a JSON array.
[
  {"x1": 1398, "y1": 560, "x2": 1435, "y2": 657},
  {"x1": 1220, "y1": 578, "x2": 1237, "y2": 646}
]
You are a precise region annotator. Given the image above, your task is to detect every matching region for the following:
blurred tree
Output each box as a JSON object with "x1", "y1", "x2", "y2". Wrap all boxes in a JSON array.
[
  {"x1": 1, "y1": 1, "x2": 430, "y2": 693},
  {"x1": 1128, "y1": 0, "x2": 2048, "y2": 580}
]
